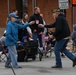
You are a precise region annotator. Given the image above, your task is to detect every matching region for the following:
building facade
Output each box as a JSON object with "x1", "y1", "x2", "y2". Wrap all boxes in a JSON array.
[{"x1": 0, "y1": 0, "x2": 76, "y2": 32}]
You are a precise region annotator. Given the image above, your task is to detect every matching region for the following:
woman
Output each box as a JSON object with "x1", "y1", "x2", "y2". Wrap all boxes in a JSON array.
[{"x1": 18, "y1": 13, "x2": 32, "y2": 41}]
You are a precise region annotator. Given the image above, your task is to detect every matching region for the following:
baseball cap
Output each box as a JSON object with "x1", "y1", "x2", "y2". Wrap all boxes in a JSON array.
[
  {"x1": 22, "y1": 36, "x2": 27, "y2": 41},
  {"x1": 8, "y1": 13, "x2": 18, "y2": 18},
  {"x1": 52, "y1": 8, "x2": 61, "y2": 13}
]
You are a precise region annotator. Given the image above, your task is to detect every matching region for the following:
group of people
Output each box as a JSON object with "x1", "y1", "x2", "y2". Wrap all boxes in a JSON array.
[{"x1": 1, "y1": 7, "x2": 76, "y2": 69}]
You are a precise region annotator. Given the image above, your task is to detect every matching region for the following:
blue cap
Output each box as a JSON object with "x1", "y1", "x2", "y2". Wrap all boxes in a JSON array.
[
  {"x1": 8, "y1": 13, "x2": 18, "y2": 18},
  {"x1": 22, "y1": 36, "x2": 27, "y2": 41}
]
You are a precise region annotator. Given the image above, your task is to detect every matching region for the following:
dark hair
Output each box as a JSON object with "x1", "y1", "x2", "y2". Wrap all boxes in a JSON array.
[
  {"x1": 12, "y1": 9, "x2": 17, "y2": 12},
  {"x1": 22, "y1": 13, "x2": 28, "y2": 23}
]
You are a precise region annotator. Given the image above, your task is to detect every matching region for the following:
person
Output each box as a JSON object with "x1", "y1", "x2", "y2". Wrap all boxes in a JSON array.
[
  {"x1": 12, "y1": 9, "x2": 18, "y2": 15},
  {"x1": 71, "y1": 25, "x2": 76, "y2": 53},
  {"x1": 0, "y1": 30, "x2": 6, "y2": 45},
  {"x1": 5, "y1": 13, "x2": 35, "y2": 68},
  {"x1": 38, "y1": 8, "x2": 76, "y2": 68},
  {"x1": 21, "y1": 13, "x2": 32, "y2": 40},
  {"x1": 21, "y1": 36, "x2": 28, "y2": 46},
  {"x1": 29, "y1": 7, "x2": 44, "y2": 51}
]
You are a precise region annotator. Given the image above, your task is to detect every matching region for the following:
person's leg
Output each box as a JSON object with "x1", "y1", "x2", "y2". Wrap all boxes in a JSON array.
[
  {"x1": 38, "y1": 34, "x2": 43, "y2": 47},
  {"x1": 33, "y1": 32, "x2": 38, "y2": 41},
  {"x1": 8, "y1": 46, "x2": 20, "y2": 68},
  {"x1": 52, "y1": 39, "x2": 69, "y2": 68},
  {"x1": 60, "y1": 39, "x2": 76, "y2": 67},
  {"x1": 53, "y1": 41, "x2": 62, "y2": 67},
  {"x1": 63, "y1": 48, "x2": 76, "y2": 61},
  {"x1": 5, "y1": 50, "x2": 11, "y2": 67}
]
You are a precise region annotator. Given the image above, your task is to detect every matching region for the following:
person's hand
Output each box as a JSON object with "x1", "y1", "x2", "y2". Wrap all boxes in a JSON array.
[
  {"x1": 17, "y1": 41, "x2": 21, "y2": 44},
  {"x1": 29, "y1": 21, "x2": 35, "y2": 25},
  {"x1": 48, "y1": 35, "x2": 53, "y2": 39},
  {"x1": 52, "y1": 38, "x2": 56, "y2": 41},
  {"x1": 38, "y1": 24, "x2": 44, "y2": 28},
  {"x1": 34, "y1": 29, "x2": 37, "y2": 32},
  {"x1": 39, "y1": 32, "x2": 43, "y2": 35}
]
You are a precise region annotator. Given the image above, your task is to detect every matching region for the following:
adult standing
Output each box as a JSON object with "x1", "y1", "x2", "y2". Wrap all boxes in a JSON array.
[
  {"x1": 5, "y1": 13, "x2": 35, "y2": 68},
  {"x1": 38, "y1": 8, "x2": 76, "y2": 68},
  {"x1": 12, "y1": 9, "x2": 18, "y2": 15},
  {"x1": 21, "y1": 13, "x2": 32, "y2": 39},
  {"x1": 29, "y1": 7, "x2": 44, "y2": 50}
]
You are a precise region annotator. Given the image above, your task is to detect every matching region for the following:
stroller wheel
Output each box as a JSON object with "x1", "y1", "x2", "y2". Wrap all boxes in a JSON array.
[
  {"x1": 39, "y1": 53, "x2": 42, "y2": 61},
  {"x1": 24, "y1": 56, "x2": 28, "y2": 62}
]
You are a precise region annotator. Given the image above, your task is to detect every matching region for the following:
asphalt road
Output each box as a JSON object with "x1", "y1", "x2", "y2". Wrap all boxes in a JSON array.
[{"x1": 0, "y1": 53, "x2": 76, "y2": 75}]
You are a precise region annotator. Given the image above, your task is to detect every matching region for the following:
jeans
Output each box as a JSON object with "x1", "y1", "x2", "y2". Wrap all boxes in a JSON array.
[
  {"x1": 54, "y1": 39, "x2": 76, "y2": 67},
  {"x1": 5, "y1": 45, "x2": 19, "y2": 68},
  {"x1": 33, "y1": 32, "x2": 43, "y2": 47}
]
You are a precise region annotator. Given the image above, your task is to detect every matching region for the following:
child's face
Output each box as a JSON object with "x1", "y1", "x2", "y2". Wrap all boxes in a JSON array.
[{"x1": 24, "y1": 39, "x2": 27, "y2": 42}]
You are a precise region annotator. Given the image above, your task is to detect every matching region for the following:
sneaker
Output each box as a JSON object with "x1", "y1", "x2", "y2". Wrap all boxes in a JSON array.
[
  {"x1": 51, "y1": 65, "x2": 62, "y2": 68},
  {"x1": 61, "y1": 54, "x2": 65, "y2": 58},
  {"x1": 5, "y1": 66, "x2": 12, "y2": 68},
  {"x1": 73, "y1": 58, "x2": 76, "y2": 67},
  {"x1": 14, "y1": 66, "x2": 22, "y2": 69}
]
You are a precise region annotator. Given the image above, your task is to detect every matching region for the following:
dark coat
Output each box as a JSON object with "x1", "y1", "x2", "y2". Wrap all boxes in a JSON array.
[
  {"x1": 29, "y1": 13, "x2": 44, "y2": 33},
  {"x1": 44, "y1": 14, "x2": 70, "y2": 41}
]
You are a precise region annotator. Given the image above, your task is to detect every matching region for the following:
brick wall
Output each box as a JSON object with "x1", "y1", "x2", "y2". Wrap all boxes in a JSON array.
[
  {"x1": 0, "y1": 0, "x2": 8, "y2": 28},
  {"x1": 0, "y1": 0, "x2": 16, "y2": 28},
  {"x1": 0, "y1": 0, "x2": 76, "y2": 32},
  {"x1": 28, "y1": 0, "x2": 75, "y2": 32}
]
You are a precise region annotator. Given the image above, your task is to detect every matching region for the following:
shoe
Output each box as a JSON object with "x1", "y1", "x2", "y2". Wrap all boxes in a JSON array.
[
  {"x1": 51, "y1": 65, "x2": 62, "y2": 68},
  {"x1": 61, "y1": 54, "x2": 65, "y2": 58},
  {"x1": 73, "y1": 58, "x2": 76, "y2": 67},
  {"x1": 18, "y1": 66, "x2": 22, "y2": 68},
  {"x1": 14, "y1": 66, "x2": 22, "y2": 69},
  {"x1": 5, "y1": 66, "x2": 12, "y2": 68}
]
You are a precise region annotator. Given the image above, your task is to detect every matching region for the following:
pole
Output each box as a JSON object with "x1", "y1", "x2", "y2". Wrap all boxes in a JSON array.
[
  {"x1": 7, "y1": 0, "x2": 10, "y2": 15},
  {"x1": 72, "y1": 6, "x2": 74, "y2": 25}
]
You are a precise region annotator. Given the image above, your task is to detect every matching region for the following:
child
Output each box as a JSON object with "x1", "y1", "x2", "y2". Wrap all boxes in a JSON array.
[{"x1": 21, "y1": 36, "x2": 28, "y2": 46}]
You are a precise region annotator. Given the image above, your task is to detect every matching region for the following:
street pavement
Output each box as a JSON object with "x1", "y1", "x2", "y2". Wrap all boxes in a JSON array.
[{"x1": 0, "y1": 52, "x2": 76, "y2": 75}]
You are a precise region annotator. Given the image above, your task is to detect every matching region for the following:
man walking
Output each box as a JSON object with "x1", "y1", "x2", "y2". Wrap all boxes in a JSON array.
[{"x1": 38, "y1": 8, "x2": 76, "y2": 68}]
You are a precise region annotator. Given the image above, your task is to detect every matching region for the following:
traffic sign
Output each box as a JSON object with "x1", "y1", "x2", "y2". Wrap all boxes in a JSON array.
[{"x1": 58, "y1": 0, "x2": 69, "y2": 9}]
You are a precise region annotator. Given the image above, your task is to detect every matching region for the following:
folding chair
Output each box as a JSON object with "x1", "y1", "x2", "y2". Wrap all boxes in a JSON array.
[{"x1": 0, "y1": 44, "x2": 8, "y2": 62}]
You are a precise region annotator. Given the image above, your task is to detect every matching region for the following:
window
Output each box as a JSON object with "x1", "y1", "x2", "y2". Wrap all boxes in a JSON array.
[{"x1": 22, "y1": 0, "x2": 28, "y2": 13}]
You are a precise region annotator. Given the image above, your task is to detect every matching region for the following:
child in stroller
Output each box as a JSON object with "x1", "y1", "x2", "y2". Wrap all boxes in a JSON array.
[{"x1": 17, "y1": 36, "x2": 42, "y2": 62}]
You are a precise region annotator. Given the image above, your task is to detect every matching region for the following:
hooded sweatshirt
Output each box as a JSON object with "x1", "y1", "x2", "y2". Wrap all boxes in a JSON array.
[{"x1": 44, "y1": 14, "x2": 70, "y2": 41}]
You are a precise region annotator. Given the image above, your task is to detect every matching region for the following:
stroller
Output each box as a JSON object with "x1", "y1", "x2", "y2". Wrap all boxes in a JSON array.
[
  {"x1": 17, "y1": 40, "x2": 43, "y2": 62},
  {"x1": 43, "y1": 36, "x2": 55, "y2": 57}
]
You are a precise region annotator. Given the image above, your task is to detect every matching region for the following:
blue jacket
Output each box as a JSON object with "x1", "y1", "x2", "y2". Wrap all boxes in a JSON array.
[{"x1": 5, "y1": 21, "x2": 30, "y2": 46}]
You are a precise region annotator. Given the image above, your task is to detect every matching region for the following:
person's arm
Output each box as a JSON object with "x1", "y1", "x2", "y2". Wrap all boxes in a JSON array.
[
  {"x1": 44, "y1": 23, "x2": 55, "y2": 28},
  {"x1": 16, "y1": 21, "x2": 35, "y2": 29},
  {"x1": 26, "y1": 27, "x2": 32, "y2": 34},
  {"x1": 71, "y1": 32, "x2": 75, "y2": 40},
  {"x1": 38, "y1": 23, "x2": 55, "y2": 28}
]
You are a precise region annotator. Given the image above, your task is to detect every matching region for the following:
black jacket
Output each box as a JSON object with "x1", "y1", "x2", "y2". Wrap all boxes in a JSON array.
[
  {"x1": 29, "y1": 13, "x2": 44, "y2": 33},
  {"x1": 44, "y1": 14, "x2": 70, "y2": 41}
]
